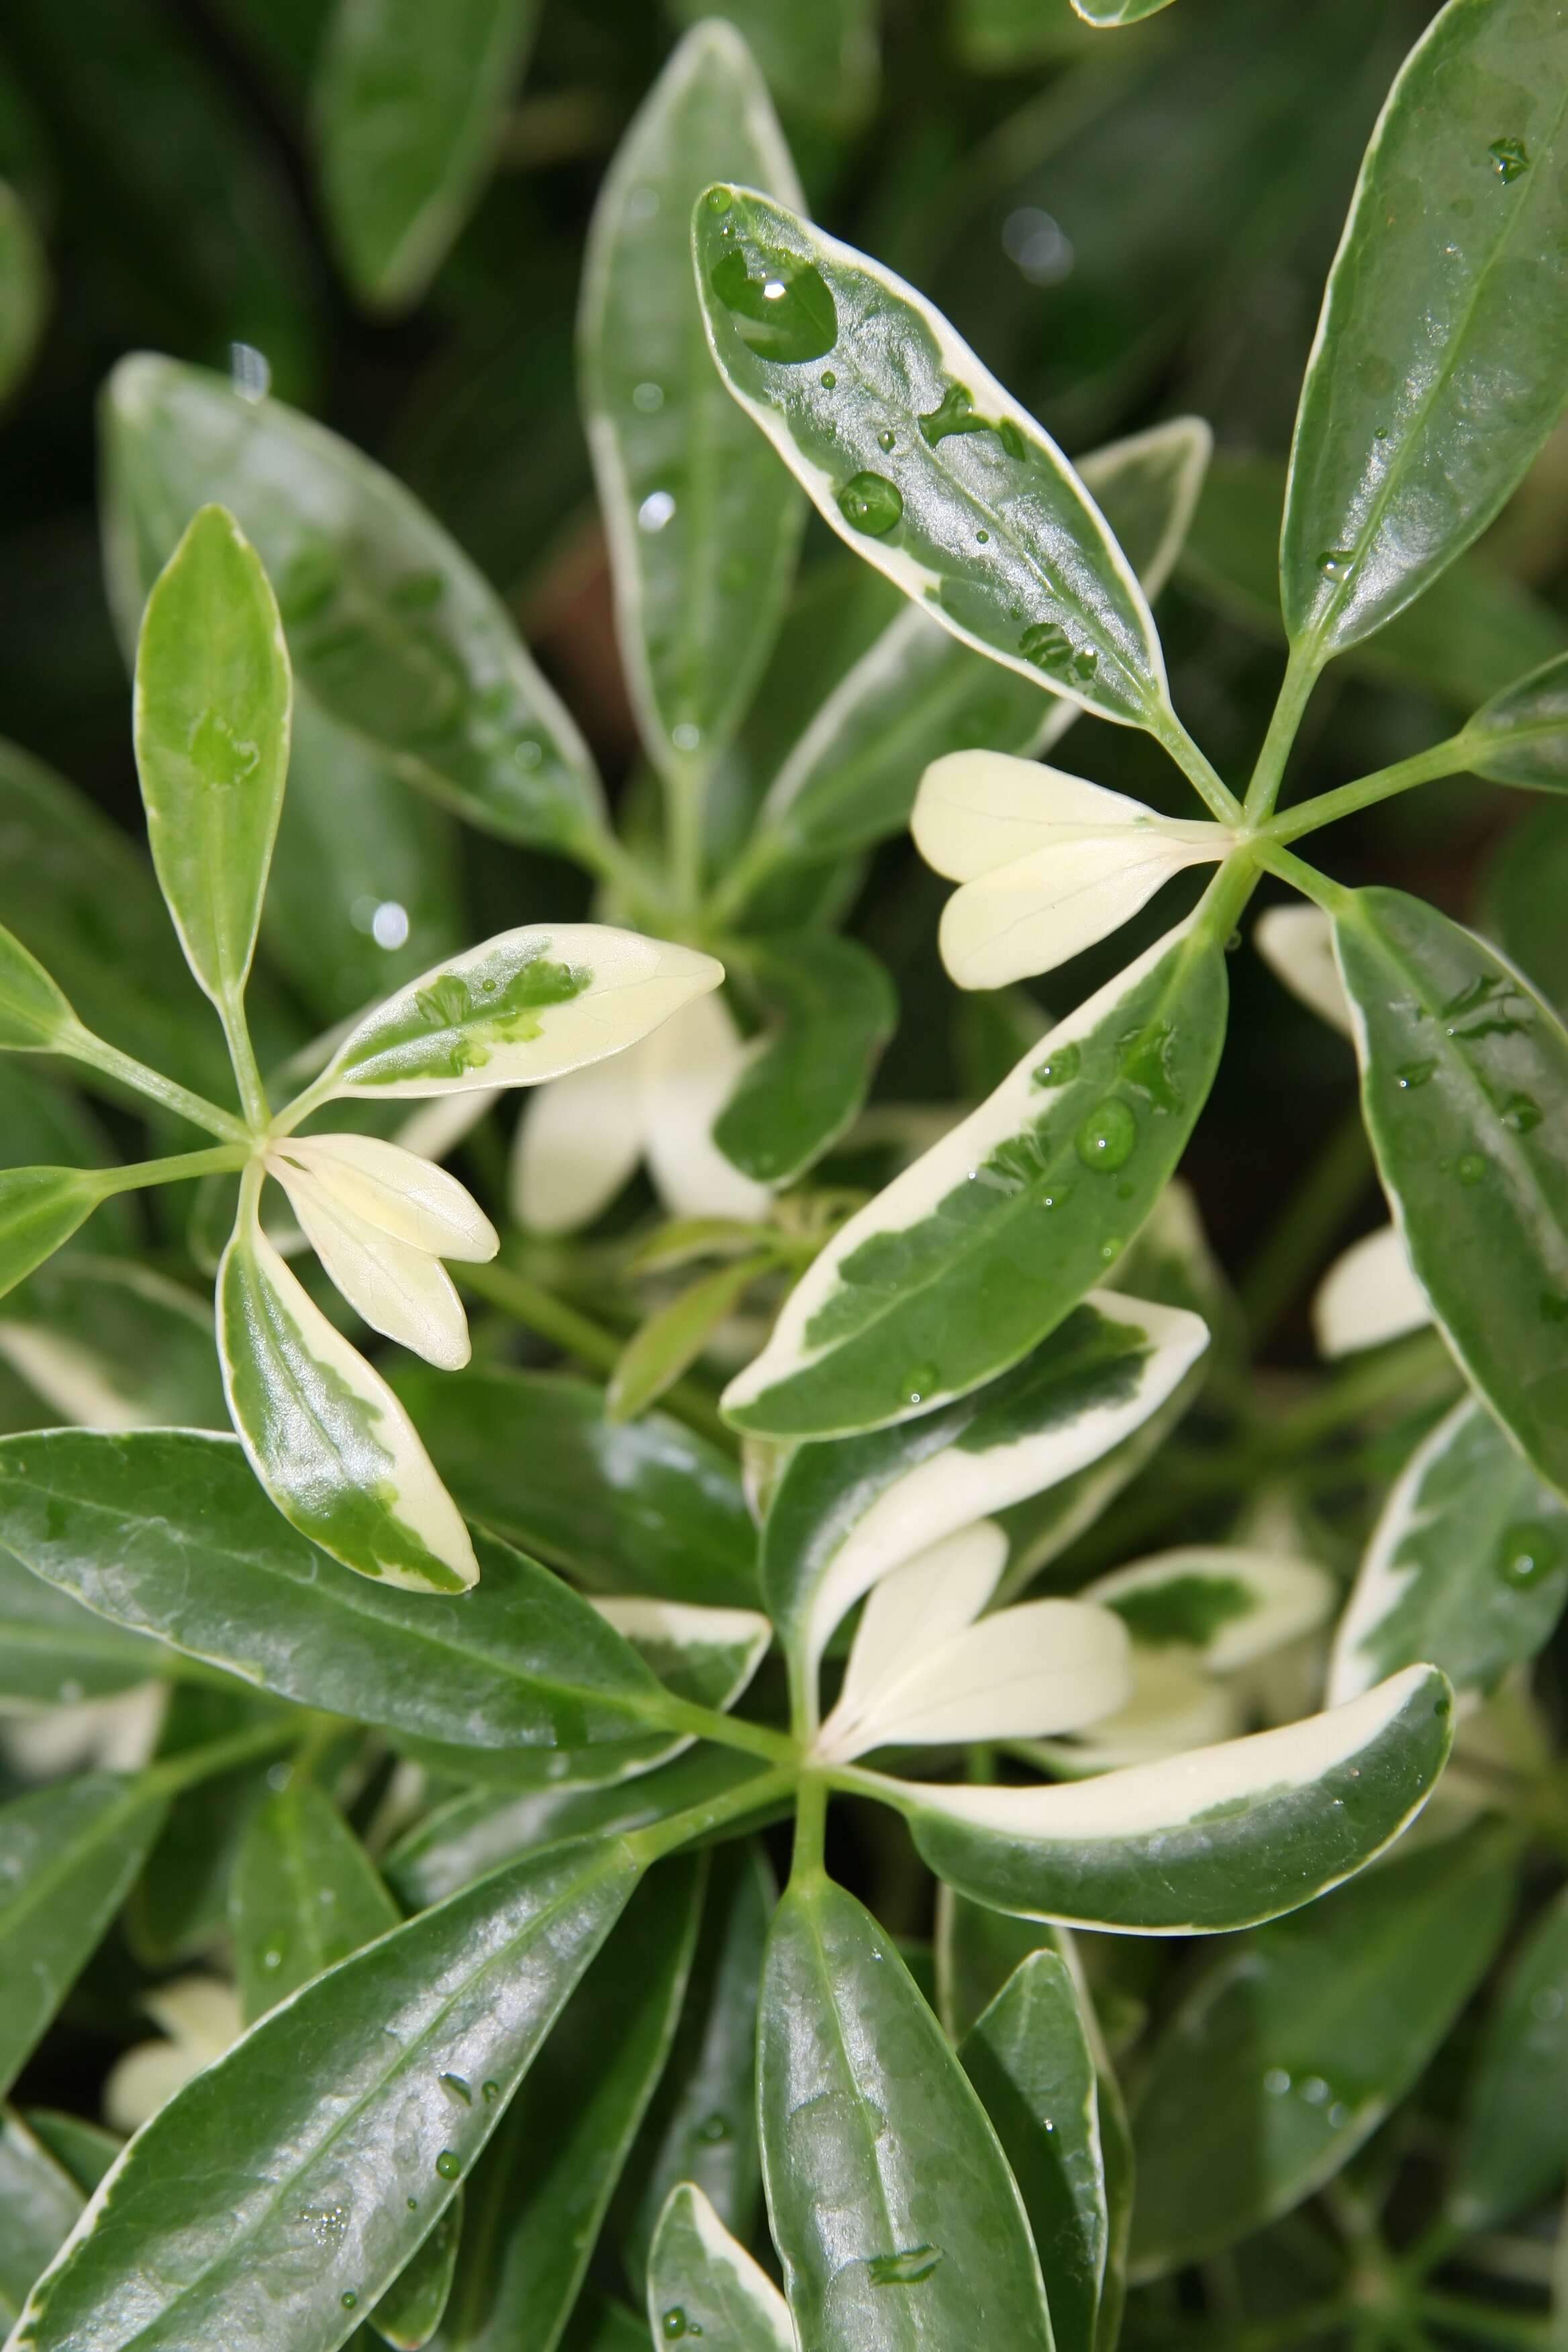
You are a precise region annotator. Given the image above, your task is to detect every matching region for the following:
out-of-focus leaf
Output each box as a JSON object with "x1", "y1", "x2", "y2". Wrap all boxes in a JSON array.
[
  {"x1": 0, "y1": 1170, "x2": 117, "y2": 1306},
  {"x1": 0, "y1": 1258, "x2": 229, "y2": 1432},
  {"x1": 608, "y1": 1257, "x2": 769, "y2": 1424},
  {"x1": 231, "y1": 1779, "x2": 400, "y2": 2022},
  {"x1": 1485, "y1": 801, "x2": 1568, "y2": 1022},
  {"x1": 714, "y1": 935, "x2": 895, "y2": 1185},
  {"x1": 315, "y1": 0, "x2": 543, "y2": 313},
  {"x1": 0, "y1": 2114, "x2": 82, "y2": 2334},
  {"x1": 1453, "y1": 1887, "x2": 1568, "y2": 2229},
  {"x1": 0, "y1": 1547, "x2": 170, "y2": 1705},
  {"x1": 670, "y1": 0, "x2": 879, "y2": 129},
  {"x1": 19, "y1": 2114, "x2": 121, "y2": 2200},
  {"x1": 126, "y1": 1684, "x2": 287, "y2": 1969},
  {"x1": 1130, "y1": 1827, "x2": 1516, "y2": 2271},
  {"x1": 1461, "y1": 650, "x2": 1568, "y2": 792},
  {"x1": 0, "y1": 179, "x2": 46, "y2": 403}
]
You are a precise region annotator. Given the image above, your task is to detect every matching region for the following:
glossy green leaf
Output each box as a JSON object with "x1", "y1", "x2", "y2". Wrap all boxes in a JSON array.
[
  {"x1": 430, "y1": 1859, "x2": 701, "y2": 2352},
  {"x1": 10, "y1": 1836, "x2": 642, "y2": 2352},
  {"x1": 0, "y1": 180, "x2": 46, "y2": 405},
  {"x1": 1453, "y1": 1886, "x2": 1568, "y2": 2228},
  {"x1": 20, "y1": 2115, "x2": 121, "y2": 2200},
  {"x1": 896, "y1": 1665, "x2": 1453, "y2": 1932},
  {"x1": 218, "y1": 1204, "x2": 479, "y2": 1591},
  {"x1": 582, "y1": 21, "x2": 803, "y2": 791},
  {"x1": 0, "y1": 1067, "x2": 129, "y2": 1242},
  {"x1": 0, "y1": 1430, "x2": 705, "y2": 1767},
  {"x1": 0, "y1": 1256, "x2": 229, "y2": 1432},
  {"x1": 691, "y1": 188, "x2": 1180, "y2": 743},
  {"x1": 231, "y1": 1779, "x2": 400, "y2": 2022},
  {"x1": 960, "y1": 1951, "x2": 1106, "y2": 2352},
  {"x1": 724, "y1": 912, "x2": 1227, "y2": 1438},
  {"x1": 1073, "y1": 0, "x2": 1175, "y2": 21},
  {"x1": 1282, "y1": 0, "x2": 1568, "y2": 663},
  {"x1": 385, "y1": 1750, "x2": 773, "y2": 1912},
  {"x1": 1179, "y1": 450, "x2": 1564, "y2": 713},
  {"x1": 0, "y1": 737, "x2": 242, "y2": 1101},
  {"x1": 609, "y1": 1257, "x2": 769, "y2": 1425},
  {"x1": 644, "y1": 2182, "x2": 792, "y2": 2351},
  {"x1": 1461, "y1": 649, "x2": 1568, "y2": 791},
  {"x1": 618, "y1": 1843, "x2": 772, "y2": 2281},
  {"x1": 0, "y1": 2114, "x2": 83, "y2": 2335},
  {"x1": 0, "y1": 924, "x2": 78, "y2": 1055},
  {"x1": 670, "y1": 0, "x2": 879, "y2": 129},
  {"x1": 1330, "y1": 1395, "x2": 1568, "y2": 1704},
  {"x1": 1333, "y1": 885, "x2": 1568, "y2": 1500},
  {"x1": 0, "y1": 1773, "x2": 168, "y2": 2100},
  {"x1": 1485, "y1": 800, "x2": 1568, "y2": 1022},
  {"x1": 1129, "y1": 1826, "x2": 1516, "y2": 2271},
  {"x1": 103, "y1": 355, "x2": 607, "y2": 861},
  {"x1": 714, "y1": 935, "x2": 895, "y2": 1185},
  {"x1": 936, "y1": 1884, "x2": 1058, "y2": 2047},
  {"x1": 0, "y1": 1547, "x2": 171, "y2": 1705},
  {"x1": 133, "y1": 504, "x2": 290, "y2": 1012},
  {"x1": 758, "y1": 1873, "x2": 1052, "y2": 2349},
  {"x1": 312, "y1": 924, "x2": 722, "y2": 1101},
  {"x1": 372, "y1": 2196, "x2": 462, "y2": 2351},
  {"x1": 0, "y1": 1170, "x2": 114, "y2": 1303},
  {"x1": 128, "y1": 1684, "x2": 285, "y2": 1967},
  {"x1": 315, "y1": 0, "x2": 541, "y2": 312},
  {"x1": 388, "y1": 1365, "x2": 757, "y2": 1608}
]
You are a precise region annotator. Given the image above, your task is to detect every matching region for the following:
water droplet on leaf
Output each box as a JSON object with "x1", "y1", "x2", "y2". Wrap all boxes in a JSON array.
[
  {"x1": 1489, "y1": 136, "x2": 1530, "y2": 182},
  {"x1": 1316, "y1": 549, "x2": 1356, "y2": 581},
  {"x1": 709, "y1": 248, "x2": 837, "y2": 362},
  {"x1": 1498, "y1": 1520, "x2": 1558, "y2": 1587},
  {"x1": 1031, "y1": 1043, "x2": 1081, "y2": 1087},
  {"x1": 1075, "y1": 1099, "x2": 1136, "y2": 1171},
  {"x1": 1395, "y1": 1060, "x2": 1435, "y2": 1089},
  {"x1": 869, "y1": 2247, "x2": 943, "y2": 2287},
  {"x1": 836, "y1": 472, "x2": 903, "y2": 535},
  {"x1": 436, "y1": 2151, "x2": 462, "y2": 2180}
]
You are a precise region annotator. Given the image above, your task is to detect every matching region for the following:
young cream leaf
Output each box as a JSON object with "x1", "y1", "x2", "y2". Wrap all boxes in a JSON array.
[
  {"x1": 1039, "y1": 1648, "x2": 1242, "y2": 1774},
  {"x1": 266, "y1": 1153, "x2": 474, "y2": 1371},
  {"x1": 646, "y1": 2183, "x2": 793, "y2": 2352},
  {"x1": 510, "y1": 1046, "x2": 646, "y2": 1235},
  {"x1": 582, "y1": 19, "x2": 803, "y2": 786},
  {"x1": 132, "y1": 503, "x2": 290, "y2": 1012},
  {"x1": 893, "y1": 1665, "x2": 1455, "y2": 1932},
  {"x1": 1082, "y1": 1546, "x2": 1337, "y2": 1673},
  {"x1": 724, "y1": 914, "x2": 1226, "y2": 1437},
  {"x1": 1312, "y1": 1222, "x2": 1431, "y2": 1357},
  {"x1": 217, "y1": 1199, "x2": 478, "y2": 1591},
  {"x1": 640, "y1": 991, "x2": 775, "y2": 1221},
  {"x1": 691, "y1": 186, "x2": 1175, "y2": 736},
  {"x1": 914, "y1": 750, "x2": 1226, "y2": 989},
  {"x1": 103, "y1": 1975, "x2": 243, "y2": 2135},
  {"x1": 311, "y1": 924, "x2": 723, "y2": 1101},
  {"x1": 269, "y1": 1134, "x2": 499, "y2": 1261},
  {"x1": 1253, "y1": 903, "x2": 1352, "y2": 1035},
  {"x1": 823, "y1": 1518, "x2": 1009, "y2": 1751}
]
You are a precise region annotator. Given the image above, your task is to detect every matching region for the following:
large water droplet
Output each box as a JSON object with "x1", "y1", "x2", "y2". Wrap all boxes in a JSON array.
[
  {"x1": 1489, "y1": 136, "x2": 1530, "y2": 183},
  {"x1": 836, "y1": 472, "x2": 903, "y2": 536},
  {"x1": 1032, "y1": 1042, "x2": 1081, "y2": 1088},
  {"x1": 1020, "y1": 620, "x2": 1077, "y2": 676},
  {"x1": 1316, "y1": 549, "x2": 1356, "y2": 581},
  {"x1": 1498, "y1": 1519, "x2": 1559, "y2": 1587},
  {"x1": 435, "y1": 2150, "x2": 462, "y2": 2180},
  {"x1": 1502, "y1": 1093, "x2": 1542, "y2": 1132},
  {"x1": 441, "y1": 2073, "x2": 472, "y2": 2105},
  {"x1": 869, "y1": 2246, "x2": 943, "y2": 2287},
  {"x1": 709, "y1": 248, "x2": 838, "y2": 363},
  {"x1": 1075, "y1": 1099, "x2": 1136, "y2": 1171}
]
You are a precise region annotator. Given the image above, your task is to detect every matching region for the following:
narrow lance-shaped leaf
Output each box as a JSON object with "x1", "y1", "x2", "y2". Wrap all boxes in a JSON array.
[
  {"x1": 0, "y1": 2116, "x2": 83, "y2": 2336},
  {"x1": 1282, "y1": 0, "x2": 1568, "y2": 663},
  {"x1": 310, "y1": 925, "x2": 722, "y2": 1101},
  {"x1": 371, "y1": 2194, "x2": 461, "y2": 2351},
  {"x1": 758, "y1": 1875, "x2": 1053, "y2": 2349},
  {"x1": 691, "y1": 187, "x2": 1180, "y2": 742},
  {"x1": 7, "y1": 1835, "x2": 643, "y2": 2352},
  {"x1": 0, "y1": 1774, "x2": 169, "y2": 2100},
  {"x1": 763, "y1": 1287, "x2": 1206, "y2": 1682},
  {"x1": 0, "y1": 1169, "x2": 119, "y2": 1304},
  {"x1": 1330, "y1": 1395, "x2": 1568, "y2": 1704},
  {"x1": 670, "y1": 0, "x2": 879, "y2": 130},
  {"x1": 133, "y1": 504, "x2": 291, "y2": 1012},
  {"x1": 1332, "y1": 885, "x2": 1568, "y2": 1500},
  {"x1": 428, "y1": 1859, "x2": 701, "y2": 2352},
  {"x1": 230, "y1": 1779, "x2": 400, "y2": 2023},
  {"x1": 645, "y1": 2183, "x2": 792, "y2": 2352},
  {"x1": 218, "y1": 1192, "x2": 479, "y2": 1591},
  {"x1": 0, "y1": 180, "x2": 48, "y2": 405},
  {"x1": 724, "y1": 911, "x2": 1227, "y2": 1439},
  {"x1": 102, "y1": 356, "x2": 606, "y2": 859},
  {"x1": 1129, "y1": 1826, "x2": 1516, "y2": 2273},
  {"x1": 1452, "y1": 1885, "x2": 1568, "y2": 2230},
  {"x1": 581, "y1": 20, "x2": 803, "y2": 789},
  {"x1": 960, "y1": 1951, "x2": 1108, "y2": 2352},
  {"x1": 0, "y1": 1545, "x2": 173, "y2": 1706},
  {"x1": 0, "y1": 1430, "x2": 707, "y2": 1766},
  {"x1": 1459, "y1": 649, "x2": 1568, "y2": 791},
  {"x1": 607, "y1": 1257, "x2": 771, "y2": 1426},
  {"x1": 713, "y1": 933, "x2": 895, "y2": 1185},
  {"x1": 315, "y1": 0, "x2": 542, "y2": 313},
  {"x1": 891, "y1": 1665, "x2": 1453, "y2": 1933}
]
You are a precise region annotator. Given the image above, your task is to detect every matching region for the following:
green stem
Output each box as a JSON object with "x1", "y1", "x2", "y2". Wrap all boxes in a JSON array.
[
  {"x1": 142, "y1": 1713, "x2": 305, "y2": 1800},
  {"x1": 665, "y1": 757, "x2": 709, "y2": 918},
  {"x1": 454, "y1": 1258, "x2": 736, "y2": 1449},
  {"x1": 791, "y1": 1771, "x2": 828, "y2": 1881},
  {"x1": 628, "y1": 1764, "x2": 799, "y2": 1869},
  {"x1": 575, "y1": 821, "x2": 679, "y2": 928},
  {"x1": 1414, "y1": 2293, "x2": 1550, "y2": 2348},
  {"x1": 707, "y1": 830, "x2": 788, "y2": 930},
  {"x1": 1197, "y1": 844, "x2": 1267, "y2": 944},
  {"x1": 217, "y1": 988, "x2": 271, "y2": 1135},
  {"x1": 66, "y1": 1030, "x2": 250, "y2": 1144},
  {"x1": 1238, "y1": 1108, "x2": 1372, "y2": 1342},
  {"x1": 1253, "y1": 838, "x2": 1355, "y2": 914},
  {"x1": 1265, "y1": 737, "x2": 1471, "y2": 845},
  {"x1": 649, "y1": 1695, "x2": 798, "y2": 1770},
  {"x1": 1244, "y1": 642, "x2": 1322, "y2": 822},
  {"x1": 99, "y1": 1142, "x2": 250, "y2": 1197},
  {"x1": 1158, "y1": 714, "x2": 1245, "y2": 825}
]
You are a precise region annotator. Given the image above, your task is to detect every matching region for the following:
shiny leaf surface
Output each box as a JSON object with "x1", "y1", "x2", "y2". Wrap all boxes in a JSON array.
[
  {"x1": 714, "y1": 934, "x2": 895, "y2": 1185},
  {"x1": 230, "y1": 1779, "x2": 400, "y2": 2022}
]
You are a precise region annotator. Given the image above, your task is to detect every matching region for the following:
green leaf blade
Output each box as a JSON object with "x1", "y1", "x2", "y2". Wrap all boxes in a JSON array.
[
  {"x1": 0, "y1": 1171, "x2": 111, "y2": 1304},
  {"x1": 1453, "y1": 1884, "x2": 1568, "y2": 2229},
  {"x1": 645, "y1": 2182, "x2": 792, "y2": 2351},
  {"x1": 714, "y1": 935, "x2": 895, "y2": 1185},
  {"x1": 0, "y1": 2115, "x2": 83, "y2": 2336},
  {"x1": 230, "y1": 1780, "x2": 400, "y2": 2023}
]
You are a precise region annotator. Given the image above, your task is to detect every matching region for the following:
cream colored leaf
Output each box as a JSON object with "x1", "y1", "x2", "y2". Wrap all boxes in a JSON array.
[
  {"x1": 271, "y1": 1134, "x2": 498, "y2": 1260},
  {"x1": 1312, "y1": 1222, "x2": 1431, "y2": 1357},
  {"x1": 1254, "y1": 903, "x2": 1353, "y2": 1035},
  {"x1": 509, "y1": 1045, "x2": 647, "y2": 1235}
]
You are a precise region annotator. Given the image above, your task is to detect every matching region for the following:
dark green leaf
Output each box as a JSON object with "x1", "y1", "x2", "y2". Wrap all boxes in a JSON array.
[
  {"x1": 1334, "y1": 885, "x2": 1568, "y2": 1500},
  {"x1": 0, "y1": 2114, "x2": 83, "y2": 2334},
  {"x1": 0, "y1": 1547, "x2": 173, "y2": 1705},
  {"x1": 372, "y1": 2195, "x2": 462, "y2": 2351},
  {"x1": 11, "y1": 1836, "x2": 642, "y2": 2351},
  {"x1": 1130, "y1": 1826, "x2": 1516, "y2": 2271},
  {"x1": 231, "y1": 1779, "x2": 401, "y2": 2022},
  {"x1": 644, "y1": 2182, "x2": 792, "y2": 2349},
  {"x1": 430, "y1": 1859, "x2": 702, "y2": 2351},
  {"x1": 1453, "y1": 1885, "x2": 1568, "y2": 2228},
  {"x1": 316, "y1": 0, "x2": 542, "y2": 312},
  {"x1": 581, "y1": 21, "x2": 803, "y2": 789},
  {"x1": 1462, "y1": 648, "x2": 1568, "y2": 791},
  {"x1": 1282, "y1": 0, "x2": 1568, "y2": 663},
  {"x1": 0, "y1": 1772, "x2": 168, "y2": 2099},
  {"x1": 758, "y1": 1873, "x2": 1052, "y2": 2348},
  {"x1": 0, "y1": 180, "x2": 46, "y2": 405},
  {"x1": 389, "y1": 1364, "x2": 757, "y2": 1607},
  {"x1": 725, "y1": 915, "x2": 1226, "y2": 1437},
  {"x1": 0, "y1": 1257, "x2": 229, "y2": 1432},
  {"x1": 714, "y1": 935, "x2": 895, "y2": 1185},
  {"x1": 19, "y1": 2114, "x2": 121, "y2": 2199},
  {"x1": 103, "y1": 356, "x2": 606, "y2": 861},
  {"x1": 128, "y1": 1685, "x2": 285, "y2": 1967}
]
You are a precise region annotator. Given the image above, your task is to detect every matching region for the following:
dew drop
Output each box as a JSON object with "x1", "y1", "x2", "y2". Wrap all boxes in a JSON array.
[
  {"x1": 632, "y1": 380, "x2": 664, "y2": 413},
  {"x1": 663, "y1": 2309, "x2": 689, "y2": 2339},
  {"x1": 1300, "y1": 2076, "x2": 1329, "y2": 2106},
  {"x1": 1489, "y1": 136, "x2": 1530, "y2": 182},
  {"x1": 836, "y1": 471, "x2": 903, "y2": 536},
  {"x1": 1075, "y1": 1098, "x2": 1136, "y2": 1171},
  {"x1": 1020, "y1": 620, "x2": 1076, "y2": 676},
  {"x1": 1498, "y1": 1519, "x2": 1559, "y2": 1588},
  {"x1": 820, "y1": 370, "x2": 836, "y2": 388},
  {"x1": 976, "y1": 528, "x2": 989, "y2": 543},
  {"x1": 705, "y1": 187, "x2": 731, "y2": 213},
  {"x1": 441, "y1": 2073, "x2": 473, "y2": 2105},
  {"x1": 262, "y1": 1947, "x2": 283, "y2": 1971},
  {"x1": 481, "y1": 2079, "x2": 500, "y2": 2103},
  {"x1": 341, "y1": 2293, "x2": 358, "y2": 2312},
  {"x1": 1395, "y1": 1059, "x2": 1435, "y2": 1089},
  {"x1": 905, "y1": 1360, "x2": 939, "y2": 1406},
  {"x1": 371, "y1": 899, "x2": 409, "y2": 950},
  {"x1": 877, "y1": 428, "x2": 896, "y2": 452},
  {"x1": 229, "y1": 340, "x2": 271, "y2": 402},
  {"x1": 709, "y1": 248, "x2": 837, "y2": 363},
  {"x1": 869, "y1": 2246, "x2": 943, "y2": 2287},
  {"x1": 1316, "y1": 549, "x2": 1356, "y2": 581},
  {"x1": 436, "y1": 2151, "x2": 462, "y2": 2180},
  {"x1": 407, "y1": 2197, "x2": 420, "y2": 2210},
  {"x1": 1032, "y1": 1042, "x2": 1081, "y2": 1087},
  {"x1": 1502, "y1": 1093, "x2": 1542, "y2": 1132},
  {"x1": 1456, "y1": 1152, "x2": 1486, "y2": 1185}
]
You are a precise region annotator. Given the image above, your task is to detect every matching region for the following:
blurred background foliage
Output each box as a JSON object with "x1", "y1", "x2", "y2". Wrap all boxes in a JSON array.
[{"x1": 0, "y1": 0, "x2": 1561, "y2": 1335}]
